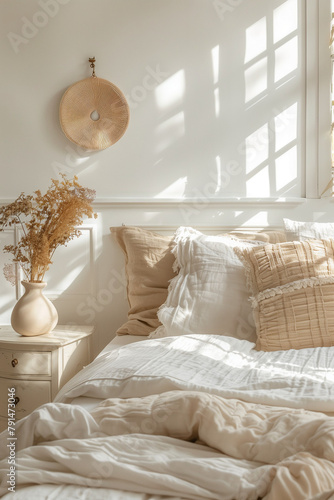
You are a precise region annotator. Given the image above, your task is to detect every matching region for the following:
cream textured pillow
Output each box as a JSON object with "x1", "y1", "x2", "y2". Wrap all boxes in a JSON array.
[
  {"x1": 110, "y1": 226, "x2": 176, "y2": 336},
  {"x1": 236, "y1": 239, "x2": 334, "y2": 351},
  {"x1": 151, "y1": 227, "x2": 265, "y2": 342}
]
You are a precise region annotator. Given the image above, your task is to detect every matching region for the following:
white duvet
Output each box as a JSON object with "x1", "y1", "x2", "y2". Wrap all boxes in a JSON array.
[
  {"x1": 1, "y1": 334, "x2": 334, "y2": 500},
  {"x1": 55, "y1": 334, "x2": 334, "y2": 412}
]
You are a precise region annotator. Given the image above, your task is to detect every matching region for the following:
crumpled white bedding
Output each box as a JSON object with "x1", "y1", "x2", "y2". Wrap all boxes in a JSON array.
[
  {"x1": 1, "y1": 334, "x2": 334, "y2": 500},
  {"x1": 1, "y1": 390, "x2": 334, "y2": 499},
  {"x1": 55, "y1": 334, "x2": 334, "y2": 413}
]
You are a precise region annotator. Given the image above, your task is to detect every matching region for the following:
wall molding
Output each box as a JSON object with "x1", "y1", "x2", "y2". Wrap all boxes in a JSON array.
[
  {"x1": 0, "y1": 198, "x2": 307, "y2": 210},
  {"x1": 90, "y1": 197, "x2": 306, "y2": 209},
  {"x1": 131, "y1": 225, "x2": 285, "y2": 233}
]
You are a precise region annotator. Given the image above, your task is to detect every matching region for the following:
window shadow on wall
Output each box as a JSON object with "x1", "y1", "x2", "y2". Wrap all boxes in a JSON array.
[{"x1": 147, "y1": 0, "x2": 303, "y2": 205}]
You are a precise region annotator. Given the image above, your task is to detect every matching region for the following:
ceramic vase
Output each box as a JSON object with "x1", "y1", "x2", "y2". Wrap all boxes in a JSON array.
[{"x1": 11, "y1": 281, "x2": 58, "y2": 336}]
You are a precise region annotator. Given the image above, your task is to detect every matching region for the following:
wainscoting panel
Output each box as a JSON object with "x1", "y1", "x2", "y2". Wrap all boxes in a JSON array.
[{"x1": 1, "y1": 198, "x2": 334, "y2": 356}]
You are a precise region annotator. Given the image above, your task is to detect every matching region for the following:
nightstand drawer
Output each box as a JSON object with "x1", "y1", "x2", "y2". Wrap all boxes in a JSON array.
[
  {"x1": 0, "y1": 378, "x2": 51, "y2": 418},
  {"x1": 0, "y1": 349, "x2": 51, "y2": 376}
]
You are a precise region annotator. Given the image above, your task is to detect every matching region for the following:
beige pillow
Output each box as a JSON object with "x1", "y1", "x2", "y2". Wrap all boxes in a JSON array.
[
  {"x1": 110, "y1": 226, "x2": 176, "y2": 336},
  {"x1": 236, "y1": 239, "x2": 334, "y2": 351}
]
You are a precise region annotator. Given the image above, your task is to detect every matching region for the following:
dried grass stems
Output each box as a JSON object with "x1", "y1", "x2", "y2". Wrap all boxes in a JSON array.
[{"x1": 0, "y1": 175, "x2": 97, "y2": 284}]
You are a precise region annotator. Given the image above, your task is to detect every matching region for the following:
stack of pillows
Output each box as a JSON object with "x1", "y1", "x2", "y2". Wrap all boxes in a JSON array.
[{"x1": 111, "y1": 219, "x2": 334, "y2": 351}]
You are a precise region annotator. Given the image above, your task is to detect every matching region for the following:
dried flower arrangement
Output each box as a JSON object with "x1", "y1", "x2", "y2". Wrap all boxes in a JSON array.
[{"x1": 0, "y1": 175, "x2": 97, "y2": 284}]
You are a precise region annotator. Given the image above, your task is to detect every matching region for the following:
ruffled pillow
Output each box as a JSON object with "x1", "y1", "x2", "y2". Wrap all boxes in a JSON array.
[{"x1": 150, "y1": 227, "x2": 264, "y2": 342}]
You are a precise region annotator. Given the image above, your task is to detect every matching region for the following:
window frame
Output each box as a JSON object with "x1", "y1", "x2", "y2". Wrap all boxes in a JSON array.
[{"x1": 306, "y1": 0, "x2": 331, "y2": 198}]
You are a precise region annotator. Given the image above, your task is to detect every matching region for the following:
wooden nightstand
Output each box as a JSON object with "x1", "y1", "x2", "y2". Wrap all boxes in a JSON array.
[{"x1": 0, "y1": 325, "x2": 94, "y2": 432}]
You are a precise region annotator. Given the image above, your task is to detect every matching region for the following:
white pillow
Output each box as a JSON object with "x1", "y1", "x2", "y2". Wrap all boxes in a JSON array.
[
  {"x1": 150, "y1": 227, "x2": 262, "y2": 342},
  {"x1": 283, "y1": 218, "x2": 334, "y2": 241}
]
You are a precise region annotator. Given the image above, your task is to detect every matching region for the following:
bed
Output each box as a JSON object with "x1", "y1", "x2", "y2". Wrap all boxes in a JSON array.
[{"x1": 1, "y1": 220, "x2": 334, "y2": 499}]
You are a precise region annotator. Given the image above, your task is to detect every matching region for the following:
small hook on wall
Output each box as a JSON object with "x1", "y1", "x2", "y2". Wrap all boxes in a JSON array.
[{"x1": 89, "y1": 57, "x2": 96, "y2": 77}]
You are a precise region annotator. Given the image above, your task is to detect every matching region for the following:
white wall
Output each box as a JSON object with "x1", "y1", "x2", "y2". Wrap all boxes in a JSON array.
[{"x1": 0, "y1": 0, "x2": 333, "y2": 355}]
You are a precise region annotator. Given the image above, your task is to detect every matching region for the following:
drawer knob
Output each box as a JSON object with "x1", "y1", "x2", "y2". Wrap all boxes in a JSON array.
[
  {"x1": 14, "y1": 397, "x2": 20, "y2": 406},
  {"x1": 11, "y1": 358, "x2": 18, "y2": 368}
]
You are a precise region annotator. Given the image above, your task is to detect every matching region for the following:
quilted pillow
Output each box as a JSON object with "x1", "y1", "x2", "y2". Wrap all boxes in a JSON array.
[
  {"x1": 236, "y1": 239, "x2": 334, "y2": 351},
  {"x1": 150, "y1": 226, "x2": 265, "y2": 342}
]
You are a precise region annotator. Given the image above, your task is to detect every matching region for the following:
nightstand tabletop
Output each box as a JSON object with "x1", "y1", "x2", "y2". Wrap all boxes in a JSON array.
[{"x1": 0, "y1": 325, "x2": 94, "y2": 347}]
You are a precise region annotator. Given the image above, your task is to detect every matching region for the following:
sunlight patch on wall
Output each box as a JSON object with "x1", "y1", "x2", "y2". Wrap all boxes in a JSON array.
[
  {"x1": 273, "y1": 0, "x2": 298, "y2": 44},
  {"x1": 215, "y1": 155, "x2": 222, "y2": 193},
  {"x1": 33, "y1": 220, "x2": 97, "y2": 322},
  {"x1": 49, "y1": 268, "x2": 87, "y2": 296},
  {"x1": 155, "y1": 112, "x2": 185, "y2": 152},
  {"x1": 75, "y1": 156, "x2": 90, "y2": 165},
  {"x1": 212, "y1": 45, "x2": 220, "y2": 117},
  {"x1": 154, "y1": 176, "x2": 188, "y2": 198},
  {"x1": 245, "y1": 17, "x2": 267, "y2": 64},
  {"x1": 275, "y1": 103, "x2": 297, "y2": 151},
  {"x1": 246, "y1": 165, "x2": 270, "y2": 197},
  {"x1": 275, "y1": 146, "x2": 297, "y2": 191},
  {"x1": 154, "y1": 70, "x2": 185, "y2": 110},
  {"x1": 212, "y1": 45, "x2": 220, "y2": 118},
  {"x1": 47, "y1": 231, "x2": 91, "y2": 295},
  {"x1": 245, "y1": 124, "x2": 268, "y2": 174},
  {"x1": 211, "y1": 45, "x2": 220, "y2": 85},
  {"x1": 214, "y1": 88, "x2": 220, "y2": 118},
  {"x1": 240, "y1": 211, "x2": 268, "y2": 227},
  {"x1": 275, "y1": 36, "x2": 298, "y2": 82},
  {"x1": 245, "y1": 57, "x2": 267, "y2": 102}
]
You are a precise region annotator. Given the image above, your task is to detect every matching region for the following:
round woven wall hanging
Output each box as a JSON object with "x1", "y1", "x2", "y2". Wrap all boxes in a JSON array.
[{"x1": 59, "y1": 58, "x2": 129, "y2": 150}]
